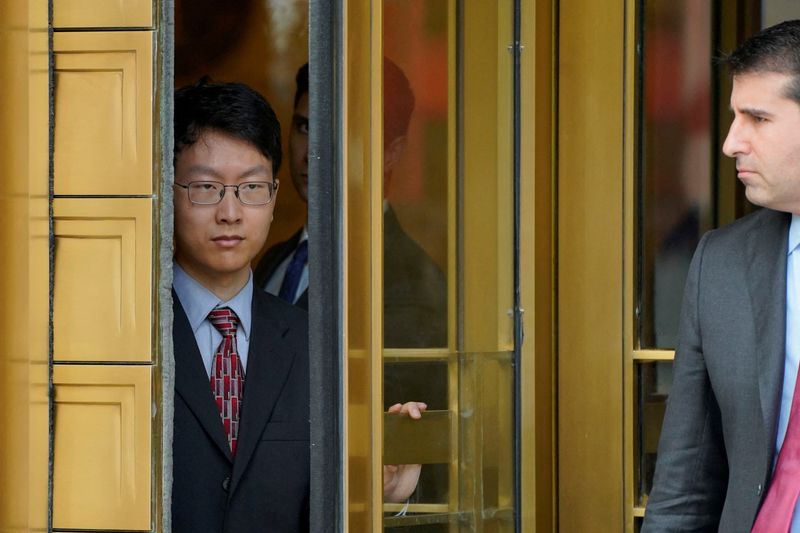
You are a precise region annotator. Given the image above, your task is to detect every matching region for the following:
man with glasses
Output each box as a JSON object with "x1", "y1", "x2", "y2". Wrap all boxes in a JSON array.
[
  {"x1": 170, "y1": 80, "x2": 424, "y2": 532},
  {"x1": 170, "y1": 79, "x2": 310, "y2": 532}
]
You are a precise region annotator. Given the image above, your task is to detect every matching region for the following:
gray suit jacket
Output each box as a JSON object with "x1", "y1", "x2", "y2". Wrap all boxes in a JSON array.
[{"x1": 643, "y1": 207, "x2": 790, "y2": 532}]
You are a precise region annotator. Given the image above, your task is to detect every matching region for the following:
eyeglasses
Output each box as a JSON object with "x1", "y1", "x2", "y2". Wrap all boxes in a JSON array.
[{"x1": 174, "y1": 180, "x2": 279, "y2": 206}]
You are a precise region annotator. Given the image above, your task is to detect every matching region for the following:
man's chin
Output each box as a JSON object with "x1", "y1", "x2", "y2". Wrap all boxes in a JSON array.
[{"x1": 744, "y1": 188, "x2": 768, "y2": 209}]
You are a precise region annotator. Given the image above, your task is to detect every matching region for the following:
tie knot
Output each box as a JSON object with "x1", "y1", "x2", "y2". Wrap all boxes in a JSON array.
[{"x1": 208, "y1": 307, "x2": 239, "y2": 337}]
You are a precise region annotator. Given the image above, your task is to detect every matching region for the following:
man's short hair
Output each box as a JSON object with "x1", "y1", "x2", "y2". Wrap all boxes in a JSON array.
[
  {"x1": 292, "y1": 57, "x2": 414, "y2": 144},
  {"x1": 384, "y1": 57, "x2": 415, "y2": 144},
  {"x1": 174, "y1": 79, "x2": 282, "y2": 175},
  {"x1": 294, "y1": 63, "x2": 309, "y2": 108},
  {"x1": 723, "y1": 19, "x2": 800, "y2": 103}
]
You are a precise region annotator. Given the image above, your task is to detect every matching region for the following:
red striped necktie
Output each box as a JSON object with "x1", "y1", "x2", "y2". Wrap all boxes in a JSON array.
[{"x1": 208, "y1": 307, "x2": 245, "y2": 455}]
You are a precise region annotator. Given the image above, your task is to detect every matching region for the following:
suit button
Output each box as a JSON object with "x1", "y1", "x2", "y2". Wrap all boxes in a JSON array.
[
  {"x1": 757, "y1": 484, "x2": 762, "y2": 495},
  {"x1": 222, "y1": 476, "x2": 231, "y2": 492}
]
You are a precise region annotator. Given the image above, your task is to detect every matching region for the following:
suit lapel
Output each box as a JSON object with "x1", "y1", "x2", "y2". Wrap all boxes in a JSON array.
[
  {"x1": 253, "y1": 229, "x2": 303, "y2": 289},
  {"x1": 746, "y1": 210, "x2": 790, "y2": 469},
  {"x1": 295, "y1": 288, "x2": 309, "y2": 310},
  {"x1": 229, "y1": 291, "x2": 298, "y2": 494},
  {"x1": 172, "y1": 293, "x2": 232, "y2": 460}
]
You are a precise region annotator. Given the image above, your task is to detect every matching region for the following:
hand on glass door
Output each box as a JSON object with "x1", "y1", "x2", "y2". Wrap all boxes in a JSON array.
[{"x1": 383, "y1": 401, "x2": 427, "y2": 503}]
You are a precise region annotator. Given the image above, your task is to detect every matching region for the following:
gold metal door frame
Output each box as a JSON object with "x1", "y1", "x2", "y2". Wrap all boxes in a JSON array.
[
  {"x1": 340, "y1": 0, "x2": 556, "y2": 530},
  {"x1": 0, "y1": 0, "x2": 50, "y2": 530},
  {"x1": 0, "y1": 0, "x2": 168, "y2": 531},
  {"x1": 557, "y1": 0, "x2": 628, "y2": 530}
]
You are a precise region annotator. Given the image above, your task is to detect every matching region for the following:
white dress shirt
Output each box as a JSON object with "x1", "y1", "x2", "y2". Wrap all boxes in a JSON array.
[{"x1": 173, "y1": 262, "x2": 253, "y2": 376}]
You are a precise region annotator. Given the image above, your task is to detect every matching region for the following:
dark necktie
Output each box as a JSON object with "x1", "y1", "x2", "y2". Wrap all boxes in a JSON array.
[
  {"x1": 278, "y1": 239, "x2": 308, "y2": 303},
  {"x1": 752, "y1": 366, "x2": 800, "y2": 532},
  {"x1": 208, "y1": 307, "x2": 245, "y2": 455}
]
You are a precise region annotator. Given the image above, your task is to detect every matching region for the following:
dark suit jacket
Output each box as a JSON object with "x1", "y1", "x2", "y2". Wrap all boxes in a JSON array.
[
  {"x1": 254, "y1": 207, "x2": 447, "y2": 402},
  {"x1": 643, "y1": 207, "x2": 791, "y2": 532},
  {"x1": 382, "y1": 206, "x2": 447, "y2": 349},
  {"x1": 254, "y1": 207, "x2": 447, "y2": 349},
  {"x1": 254, "y1": 207, "x2": 449, "y2": 502},
  {"x1": 171, "y1": 289, "x2": 310, "y2": 533}
]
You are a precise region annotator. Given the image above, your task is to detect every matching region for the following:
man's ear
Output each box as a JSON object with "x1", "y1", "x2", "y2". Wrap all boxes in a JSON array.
[{"x1": 384, "y1": 135, "x2": 407, "y2": 175}]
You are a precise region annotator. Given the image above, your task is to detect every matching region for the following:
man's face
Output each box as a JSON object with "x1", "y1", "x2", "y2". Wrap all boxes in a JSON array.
[
  {"x1": 290, "y1": 92, "x2": 309, "y2": 203},
  {"x1": 174, "y1": 130, "x2": 277, "y2": 291},
  {"x1": 723, "y1": 72, "x2": 800, "y2": 213}
]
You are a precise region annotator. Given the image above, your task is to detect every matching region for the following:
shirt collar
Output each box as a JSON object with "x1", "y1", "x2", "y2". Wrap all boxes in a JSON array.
[
  {"x1": 790, "y1": 214, "x2": 800, "y2": 256},
  {"x1": 172, "y1": 262, "x2": 252, "y2": 340}
]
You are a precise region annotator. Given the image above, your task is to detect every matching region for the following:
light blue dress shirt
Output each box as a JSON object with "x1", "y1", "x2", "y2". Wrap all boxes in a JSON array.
[
  {"x1": 774, "y1": 214, "x2": 799, "y2": 530},
  {"x1": 172, "y1": 262, "x2": 253, "y2": 376}
]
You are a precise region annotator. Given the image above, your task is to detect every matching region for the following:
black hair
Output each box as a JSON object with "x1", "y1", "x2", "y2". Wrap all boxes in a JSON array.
[
  {"x1": 174, "y1": 78, "x2": 282, "y2": 175},
  {"x1": 722, "y1": 19, "x2": 800, "y2": 103},
  {"x1": 384, "y1": 57, "x2": 415, "y2": 144},
  {"x1": 294, "y1": 63, "x2": 309, "y2": 108},
  {"x1": 292, "y1": 57, "x2": 414, "y2": 143}
]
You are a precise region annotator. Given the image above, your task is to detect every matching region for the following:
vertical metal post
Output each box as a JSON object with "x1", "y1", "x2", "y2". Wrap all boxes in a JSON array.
[
  {"x1": 308, "y1": 0, "x2": 345, "y2": 530},
  {"x1": 512, "y1": 0, "x2": 524, "y2": 530}
]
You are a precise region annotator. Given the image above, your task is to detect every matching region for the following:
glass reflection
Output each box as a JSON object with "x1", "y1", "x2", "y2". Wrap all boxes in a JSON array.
[
  {"x1": 637, "y1": 0, "x2": 713, "y2": 348},
  {"x1": 381, "y1": 56, "x2": 448, "y2": 350},
  {"x1": 382, "y1": 0, "x2": 451, "y2": 524}
]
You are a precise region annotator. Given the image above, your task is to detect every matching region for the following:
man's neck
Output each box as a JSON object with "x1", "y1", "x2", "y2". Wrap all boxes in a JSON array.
[
  {"x1": 176, "y1": 262, "x2": 250, "y2": 301},
  {"x1": 204, "y1": 278, "x2": 248, "y2": 301}
]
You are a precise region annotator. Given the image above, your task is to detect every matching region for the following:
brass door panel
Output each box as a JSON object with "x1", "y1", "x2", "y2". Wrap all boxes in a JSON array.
[
  {"x1": 53, "y1": 198, "x2": 152, "y2": 362},
  {"x1": 383, "y1": 410, "x2": 451, "y2": 465},
  {"x1": 458, "y1": 2, "x2": 517, "y2": 529},
  {"x1": 53, "y1": 31, "x2": 153, "y2": 196},
  {"x1": 343, "y1": 0, "x2": 382, "y2": 528},
  {"x1": 53, "y1": 0, "x2": 152, "y2": 29},
  {"x1": 0, "y1": 0, "x2": 51, "y2": 529},
  {"x1": 52, "y1": 364, "x2": 151, "y2": 530},
  {"x1": 558, "y1": 0, "x2": 627, "y2": 530}
]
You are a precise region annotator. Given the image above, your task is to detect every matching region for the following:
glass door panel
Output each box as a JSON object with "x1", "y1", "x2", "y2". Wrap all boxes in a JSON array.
[
  {"x1": 457, "y1": 1, "x2": 516, "y2": 530},
  {"x1": 632, "y1": 1, "x2": 713, "y2": 515},
  {"x1": 381, "y1": 1, "x2": 453, "y2": 524},
  {"x1": 636, "y1": 0, "x2": 714, "y2": 351},
  {"x1": 376, "y1": 0, "x2": 517, "y2": 530}
]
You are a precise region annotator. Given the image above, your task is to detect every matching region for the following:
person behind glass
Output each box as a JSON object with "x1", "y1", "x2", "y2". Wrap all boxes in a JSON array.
[
  {"x1": 254, "y1": 60, "x2": 447, "y2": 351},
  {"x1": 170, "y1": 79, "x2": 423, "y2": 532},
  {"x1": 254, "y1": 61, "x2": 448, "y2": 503},
  {"x1": 643, "y1": 20, "x2": 800, "y2": 532}
]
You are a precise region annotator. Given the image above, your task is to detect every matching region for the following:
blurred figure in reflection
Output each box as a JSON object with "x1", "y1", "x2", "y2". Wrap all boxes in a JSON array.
[
  {"x1": 254, "y1": 60, "x2": 447, "y2": 350},
  {"x1": 254, "y1": 60, "x2": 449, "y2": 504},
  {"x1": 643, "y1": 2, "x2": 712, "y2": 350}
]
